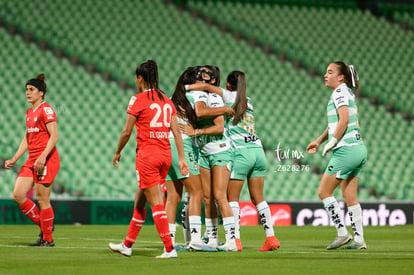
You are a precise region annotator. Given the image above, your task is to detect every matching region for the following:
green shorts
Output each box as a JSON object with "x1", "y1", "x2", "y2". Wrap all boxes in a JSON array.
[
  {"x1": 166, "y1": 138, "x2": 200, "y2": 181},
  {"x1": 199, "y1": 150, "x2": 233, "y2": 171},
  {"x1": 325, "y1": 145, "x2": 367, "y2": 179},
  {"x1": 231, "y1": 147, "x2": 266, "y2": 180}
]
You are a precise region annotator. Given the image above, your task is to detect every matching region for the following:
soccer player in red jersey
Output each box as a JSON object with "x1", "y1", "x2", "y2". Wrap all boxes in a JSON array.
[
  {"x1": 5, "y1": 74, "x2": 59, "y2": 246},
  {"x1": 108, "y1": 60, "x2": 189, "y2": 258}
]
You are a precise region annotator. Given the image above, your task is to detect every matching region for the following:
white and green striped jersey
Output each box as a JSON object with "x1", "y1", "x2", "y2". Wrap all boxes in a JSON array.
[
  {"x1": 327, "y1": 83, "x2": 364, "y2": 149},
  {"x1": 193, "y1": 90, "x2": 231, "y2": 155},
  {"x1": 221, "y1": 89, "x2": 262, "y2": 149}
]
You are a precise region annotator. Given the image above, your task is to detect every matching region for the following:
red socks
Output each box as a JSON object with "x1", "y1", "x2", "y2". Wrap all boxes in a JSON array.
[
  {"x1": 123, "y1": 208, "x2": 146, "y2": 248},
  {"x1": 152, "y1": 204, "x2": 174, "y2": 252},
  {"x1": 40, "y1": 207, "x2": 54, "y2": 242},
  {"x1": 19, "y1": 199, "x2": 40, "y2": 226}
]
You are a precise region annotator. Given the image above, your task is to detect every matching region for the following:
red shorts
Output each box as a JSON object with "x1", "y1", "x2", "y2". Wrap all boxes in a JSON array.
[
  {"x1": 136, "y1": 149, "x2": 171, "y2": 190},
  {"x1": 18, "y1": 151, "x2": 60, "y2": 184}
]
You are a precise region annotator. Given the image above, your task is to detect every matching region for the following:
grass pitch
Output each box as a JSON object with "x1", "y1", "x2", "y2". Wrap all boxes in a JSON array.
[{"x1": 0, "y1": 225, "x2": 413, "y2": 275}]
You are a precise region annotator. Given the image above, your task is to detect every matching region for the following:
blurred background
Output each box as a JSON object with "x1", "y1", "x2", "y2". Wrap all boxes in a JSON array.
[{"x1": 0, "y1": 0, "x2": 413, "y2": 203}]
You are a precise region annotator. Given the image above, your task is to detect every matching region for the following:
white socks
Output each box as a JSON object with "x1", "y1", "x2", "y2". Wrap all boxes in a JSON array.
[
  {"x1": 229, "y1": 201, "x2": 240, "y2": 239},
  {"x1": 348, "y1": 204, "x2": 364, "y2": 243},
  {"x1": 323, "y1": 196, "x2": 348, "y2": 236},
  {"x1": 169, "y1": 223, "x2": 176, "y2": 245},
  {"x1": 256, "y1": 201, "x2": 275, "y2": 237},
  {"x1": 189, "y1": 215, "x2": 202, "y2": 243},
  {"x1": 205, "y1": 218, "x2": 218, "y2": 244},
  {"x1": 222, "y1": 216, "x2": 236, "y2": 242}
]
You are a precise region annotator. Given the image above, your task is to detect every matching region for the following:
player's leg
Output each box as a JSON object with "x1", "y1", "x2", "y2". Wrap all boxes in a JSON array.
[
  {"x1": 109, "y1": 189, "x2": 147, "y2": 257},
  {"x1": 180, "y1": 191, "x2": 191, "y2": 246},
  {"x1": 318, "y1": 173, "x2": 351, "y2": 249},
  {"x1": 12, "y1": 176, "x2": 40, "y2": 226},
  {"x1": 227, "y1": 179, "x2": 243, "y2": 251},
  {"x1": 341, "y1": 176, "x2": 366, "y2": 249},
  {"x1": 35, "y1": 182, "x2": 54, "y2": 246},
  {"x1": 144, "y1": 184, "x2": 177, "y2": 258},
  {"x1": 165, "y1": 179, "x2": 183, "y2": 246},
  {"x1": 212, "y1": 164, "x2": 236, "y2": 252},
  {"x1": 200, "y1": 165, "x2": 219, "y2": 247},
  {"x1": 248, "y1": 177, "x2": 280, "y2": 251},
  {"x1": 182, "y1": 175, "x2": 202, "y2": 243}
]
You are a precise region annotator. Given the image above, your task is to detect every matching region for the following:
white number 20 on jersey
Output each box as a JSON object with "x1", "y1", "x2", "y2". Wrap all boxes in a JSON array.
[{"x1": 149, "y1": 103, "x2": 173, "y2": 128}]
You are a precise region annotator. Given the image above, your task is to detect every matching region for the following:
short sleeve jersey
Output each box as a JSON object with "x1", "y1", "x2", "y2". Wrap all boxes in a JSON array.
[
  {"x1": 193, "y1": 90, "x2": 231, "y2": 155},
  {"x1": 327, "y1": 83, "x2": 364, "y2": 149},
  {"x1": 221, "y1": 89, "x2": 262, "y2": 149},
  {"x1": 25, "y1": 102, "x2": 57, "y2": 158},
  {"x1": 127, "y1": 90, "x2": 176, "y2": 152}
]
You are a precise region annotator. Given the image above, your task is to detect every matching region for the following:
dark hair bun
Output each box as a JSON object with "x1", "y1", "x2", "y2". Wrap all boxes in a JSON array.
[{"x1": 36, "y1": 74, "x2": 46, "y2": 81}]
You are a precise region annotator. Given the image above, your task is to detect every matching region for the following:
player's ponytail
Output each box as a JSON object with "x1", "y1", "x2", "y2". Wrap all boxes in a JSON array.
[
  {"x1": 171, "y1": 67, "x2": 198, "y2": 128},
  {"x1": 333, "y1": 61, "x2": 359, "y2": 90},
  {"x1": 227, "y1": 71, "x2": 247, "y2": 125},
  {"x1": 136, "y1": 60, "x2": 165, "y2": 102},
  {"x1": 26, "y1": 73, "x2": 47, "y2": 98}
]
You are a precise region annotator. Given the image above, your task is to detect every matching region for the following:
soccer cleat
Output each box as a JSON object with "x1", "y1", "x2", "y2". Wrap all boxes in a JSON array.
[
  {"x1": 235, "y1": 238, "x2": 243, "y2": 252},
  {"x1": 342, "y1": 240, "x2": 367, "y2": 250},
  {"x1": 30, "y1": 231, "x2": 44, "y2": 246},
  {"x1": 206, "y1": 239, "x2": 219, "y2": 248},
  {"x1": 174, "y1": 244, "x2": 189, "y2": 252},
  {"x1": 201, "y1": 235, "x2": 209, "y2": 244},
  {"x1": 156, "y1": 248, "x2": 178, "y2": 259},
  {"x1": 108, "y1": 242, "x2": 132, "y2": 257},
  {"x1": 39, "y1": 239, "x2": 55, "y2": 247},
  {"x1": 217, "y1": 239, "x2": 237, "y2": 252},
  {"x1": 326, "y1": 234, "x2": 352, "y2": 250},
  {"x1": 258, "y1": 236, "x2": 280, "y2": 251},
  {"x1": 189, "y1": 241, "x2": 217, "y2": 252}
]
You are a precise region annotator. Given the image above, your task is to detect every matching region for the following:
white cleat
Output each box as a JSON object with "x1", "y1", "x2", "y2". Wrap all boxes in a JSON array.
[
  {"x1": 206, "y1": 239, "x2": 219, "y2": 248},
  {"x1": 217, "y1": 239, "x2": 237, "y2": 252},
  {"x1": 189, "y1": 241, "x2": 217, "y2": 252},
  {"x1": 156, "y1": 248, "x2": 178, "y2": 259},
  {"x1": 108, "y1": 242, "x2": 132, "y2": 257}
]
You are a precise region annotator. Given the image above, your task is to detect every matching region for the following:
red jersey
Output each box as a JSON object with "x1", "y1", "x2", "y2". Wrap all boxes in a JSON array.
[
  {"x1": 25, "y1": 102, "x2": 58, "y2": 158},
  {"x1": 127, "y1": 90, "x2": 176, "y2": 151}
]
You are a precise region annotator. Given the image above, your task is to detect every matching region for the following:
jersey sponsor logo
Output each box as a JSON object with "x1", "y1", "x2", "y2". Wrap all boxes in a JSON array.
[
  {"x1": 336, "y1": 96, "x2": 345, "y2": 105},
  {"x1": 244, "y1": 135, "x2": 259, "y2": 143},
  {"x1": 336, "y1": 89, "x2": 342, "y2": 93},
  {"x1": 128, "y1": 96, "x2": 137, "y2": 108},
  {"x1": 27, "y1": 127, "x2": 40, "y2": 133},
  {"x1": 210, "y1": 102, "x2": 220, "y2": 107}
]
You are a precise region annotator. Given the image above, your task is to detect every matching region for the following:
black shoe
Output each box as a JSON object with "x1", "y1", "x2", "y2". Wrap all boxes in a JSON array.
[
  {"x1": 39, "y1": 239, "x2": 55, "y2": 247},
  {"x1": 29, "y1": 231, "x2": 43, "y2": 246}
]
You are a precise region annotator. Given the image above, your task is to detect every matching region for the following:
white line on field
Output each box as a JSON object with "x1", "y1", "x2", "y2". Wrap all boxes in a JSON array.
[{"x1": 0, "y1": 244, "x2": 413, "y2": 257}]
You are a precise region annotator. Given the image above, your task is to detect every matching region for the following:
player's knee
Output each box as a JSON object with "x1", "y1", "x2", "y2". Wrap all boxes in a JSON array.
[{"x1": 12, "y1": 189, "x2": 29, "y2": 205}]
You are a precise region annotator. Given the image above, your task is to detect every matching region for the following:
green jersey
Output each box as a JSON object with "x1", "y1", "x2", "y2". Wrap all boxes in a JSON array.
[
  {"x1": 193, "y1": 90, "x2": 231, "y2": 155},
  {"x1": 327, "y1": 83, "x2": 364, "y2": 149},
  {"x1": 221, "y1": 89, "x2": 262, "y2": 149}
]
